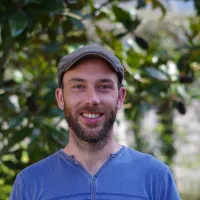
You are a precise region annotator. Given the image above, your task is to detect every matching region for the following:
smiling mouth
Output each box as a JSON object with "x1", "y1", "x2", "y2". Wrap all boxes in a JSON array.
[{"x1": 81, "y1": 113, "x2": 103, "y2": 119}]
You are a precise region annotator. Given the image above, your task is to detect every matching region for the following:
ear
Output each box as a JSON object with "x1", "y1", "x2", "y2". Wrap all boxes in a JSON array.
[
  {"x1": 117, "y1": 87, "x2": 126, "y2": 109},
  {"x1": 55, "y1": 88, "x2": 64, "y2": 110}
]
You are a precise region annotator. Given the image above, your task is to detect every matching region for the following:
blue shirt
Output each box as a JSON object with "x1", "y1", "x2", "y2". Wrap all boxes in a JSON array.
[{"x1": 10, "y1": 146, "x2": 180, "y2": 200}]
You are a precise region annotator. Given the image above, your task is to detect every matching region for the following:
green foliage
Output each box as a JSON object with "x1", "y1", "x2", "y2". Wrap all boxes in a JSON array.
[
  {"x1": 1, "y1": 0, "x2": 200, "y2": 199},
  {"x1": 112, "y1": 4, "x2": 139, "y2": 31},
  {"x1": 9, "y1": 11, "x2": 28, "y2": 37}
]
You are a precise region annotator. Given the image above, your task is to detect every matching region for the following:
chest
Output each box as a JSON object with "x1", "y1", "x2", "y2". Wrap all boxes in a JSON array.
[{"x1": 28, "y1": 168, "x2": 155, "y2": 200}]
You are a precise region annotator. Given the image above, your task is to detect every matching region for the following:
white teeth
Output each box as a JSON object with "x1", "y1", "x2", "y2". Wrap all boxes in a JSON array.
[{"x1": 82, "y1": 113, "x2": 100, "y2": 118}]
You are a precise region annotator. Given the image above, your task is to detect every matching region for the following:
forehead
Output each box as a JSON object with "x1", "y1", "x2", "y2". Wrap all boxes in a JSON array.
[{"x1": 63, "y1": 57, "x2": 118, "y2": 81}]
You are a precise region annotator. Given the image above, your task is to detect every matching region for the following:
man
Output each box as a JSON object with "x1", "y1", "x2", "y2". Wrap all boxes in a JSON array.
[{"x1": 10, "y1": 45, "x2": 180, "y2": 199}]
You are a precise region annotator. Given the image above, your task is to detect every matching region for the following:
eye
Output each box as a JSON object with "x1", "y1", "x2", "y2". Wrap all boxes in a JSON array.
[
  {"x1": 72, "y1": 84, "x2": 85, "y2": 89},
  {"x1": 99, "y1": 85, "x2": 112, "y2": 89},
  {"x1": 76, "y1": 85, "x2": 83, "y2": 88},
  {"x1": 101, "y1": 85, "x2": 109, "y2": 88}
]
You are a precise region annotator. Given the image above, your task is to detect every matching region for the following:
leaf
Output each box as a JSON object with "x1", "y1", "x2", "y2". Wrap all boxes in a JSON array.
[
  {"x1": 0, "y1": 128, "x2": 32, "y2": 156},
  {"x1": 88, "y1": 0, "x2": 95, "y2": 13},
  {"x1": 63, "y1": 10, "x2": 82, "y2": 20},
  {"x1": 131, "y1": 16, "x2": 141, "y2": 31},
  {"x1": 115, "y1": 31, "x2": 128, "y2": 39},
  {"x1": 136, "y1": 0, "x2": 146, "y2": 9},
  {"x1": 40, "y1": 90, "x2": 57, "y2": 115},
  {"x1": 174, "y1": 100, "x2": 186, "y2": 115},
  {"x1": 43, "y1": 124, "x2": 68, "y2": 146},
  {"x1": 94, "y1": 11, "x2": 107, "y2": 20},
  {"x1": 112, "y1": 4, "x2": 131, "y2": 22},
  {"x1": 70, "y1": 18, "x2": 85, "y2": 29},
  {"x1": 64, "y1": 0, "x2": 85, "y2": 9},
  {"x1": 3, "y1": 161, "x2": 26, "y2": 170},
  {"x1": 177, "y1": 53, "x2": 191, "y2": 72},
  {"x1": 194, "y1": 0, "x2": 200, "y2": 16},
  {"x1": 9, "y1": 11, "x2": 28, "y2": 37},
  {"x1": 175, "y1": 86, "x2": 187, "y2": 100},
  {"x1": 42, "y1": 0, "x2": 64, "y2": 12},
  {"x1": 30, "y1": 0, "x2": 64, "y2": 13},
  {"x1": 9, "y1": 113, "x2": 25, "y2": 129},
  {"x1": 24, "y1": 0, "x2": 43, "y2": 5},
  {"x1": 135, "y1": 36, "x2": 149, "y2": 50},
  {"x1": 42, "y1": 41, "x2": 60, "y2": 54},
  {"x1": 2, "y1": 80, "x2": 17, "y2": 87},
  {"x1": 62, "y1": 18, "x2": 73, "y2": 32},
  {"x1": 150, "y1": 0, "x2": 166, "y2": 17},
  {"x1": 47, "y1": 107, "x2": 64, "y2": 118},
  {"x1": 15, "y1": 31, "x2": 28, "y2": 46},
  {"x1": 189, "y1": 87, "x2": 200, "y2": 98},
  {"x1": 112, "y1": 4, "x2": 133, "y2": 30},
  {"x1": 8, "y1": 128, "x2": 33, "y2": 147},
  {"x1": 179, "y1": 71, "x2": 194, "y2": 83},
  {"x1": 145, "y1": 67, "x2": 168, "y2": 81},
  {"x1": 67, "y1": 10, "x2": 84, "y2": 29},
  {"x1": 26, "y1": 95, "x2": 38, "y2": 113},
  {"x1": 190, "y1": 17, "x2": 200, "y2": 34},
  {"x1": 14, "y1": 149, "x2": 23, "y2": 160}
]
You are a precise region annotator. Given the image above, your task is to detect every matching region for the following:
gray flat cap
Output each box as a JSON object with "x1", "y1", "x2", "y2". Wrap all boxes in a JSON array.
[{"x1": 57, "y1": 44, "x2": 124, "y2": 87}]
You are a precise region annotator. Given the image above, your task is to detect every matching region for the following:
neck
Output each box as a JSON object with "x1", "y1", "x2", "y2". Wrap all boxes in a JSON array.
[{"x1": 63, "y1": 130, "x2": 121, "y2": 175}]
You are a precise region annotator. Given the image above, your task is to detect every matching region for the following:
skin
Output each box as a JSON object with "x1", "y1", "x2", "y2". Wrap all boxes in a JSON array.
[{"x1": 55, "y1": 57, "x2": 126, "y2": 175}]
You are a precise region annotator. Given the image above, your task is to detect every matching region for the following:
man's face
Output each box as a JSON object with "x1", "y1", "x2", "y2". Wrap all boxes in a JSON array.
[{"x1": 56, "y1": 57, "x2": 126, "y2": 144}]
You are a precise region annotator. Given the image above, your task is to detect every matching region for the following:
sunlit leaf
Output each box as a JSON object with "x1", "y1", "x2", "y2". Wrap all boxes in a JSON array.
[{"x1": 145, "y1": 67, "x2": 169, "y2": 81}]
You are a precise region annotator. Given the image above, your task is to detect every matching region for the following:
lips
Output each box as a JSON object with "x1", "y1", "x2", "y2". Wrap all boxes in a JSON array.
[
  {"x1": 80, "y1": 112, "x2": 104, "y2": 125},
  {"x1": 82, "y1": 113, "x2": 102, "y2": 119}
]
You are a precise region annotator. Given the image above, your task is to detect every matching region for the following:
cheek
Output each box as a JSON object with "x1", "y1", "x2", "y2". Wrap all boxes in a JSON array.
[
  {"x1": 64, "y1": 95, "x2": 82, "y2": 110},
  {"x1": 101, "y1": 94, "x2": 118, "y2": 105}
]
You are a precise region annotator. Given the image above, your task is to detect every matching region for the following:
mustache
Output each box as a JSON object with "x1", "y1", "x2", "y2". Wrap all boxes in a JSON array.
[{"x1": 78, "y1": 105, "x2": 107, "y2": 113}]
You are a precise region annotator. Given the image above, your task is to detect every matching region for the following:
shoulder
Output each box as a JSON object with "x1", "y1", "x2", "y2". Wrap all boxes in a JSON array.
[
  {"x1": 115, "y1": 147, "x2": 180, "y2": 199},
  {"x1": 122, "y1": 147, "x2": 169, "y2": 174},
  {"x1": 17, "y1": 151, "x2": 60, "y2": 185},
  {"x1": 10, "y1": 151, "x2": 64, "y2": 199}
]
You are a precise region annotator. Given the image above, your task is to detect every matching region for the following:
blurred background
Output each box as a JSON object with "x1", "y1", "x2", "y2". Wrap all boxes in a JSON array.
[{"x1": 0, "y1": 0, "x2": 200, "y2": 199}]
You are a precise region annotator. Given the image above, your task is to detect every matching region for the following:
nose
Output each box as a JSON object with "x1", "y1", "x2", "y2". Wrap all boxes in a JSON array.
[{"x1": 85, "y1": 87, "x2": 100, "y2": 106}]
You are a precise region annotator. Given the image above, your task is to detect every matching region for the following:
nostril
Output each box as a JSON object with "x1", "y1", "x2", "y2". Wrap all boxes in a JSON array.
[
  {"x1": 86, "y1": 97, "x2": 100, "y2": 105},
  {"x1": 86, "y1": 101, "x2": 100, "y2": 105}
]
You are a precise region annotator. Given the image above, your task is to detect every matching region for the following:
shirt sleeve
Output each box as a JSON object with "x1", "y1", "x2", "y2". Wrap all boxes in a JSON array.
[
  {"x1": 9, "y1": 176, "x2": 25, "y2": 200},
  {"x1": 157, "y1": 168, "x2": 181, "y2": 200}
]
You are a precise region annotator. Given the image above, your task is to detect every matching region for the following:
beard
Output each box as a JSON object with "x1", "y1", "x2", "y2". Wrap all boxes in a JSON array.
[{"x1": 63, "y1": 102, "x2": 118, "y2": 145}]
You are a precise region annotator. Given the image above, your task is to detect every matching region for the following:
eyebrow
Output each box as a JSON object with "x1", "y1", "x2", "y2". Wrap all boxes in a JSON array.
[
  {"x1": 69, "y1": 78, "x2": 114, "y2": 84},
  {"x1": 69, "y1": 78, "x2": 86, "y2": 83},
  {"x1": 98, "y1": 79, "x2": 114, "y2": 84}
]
